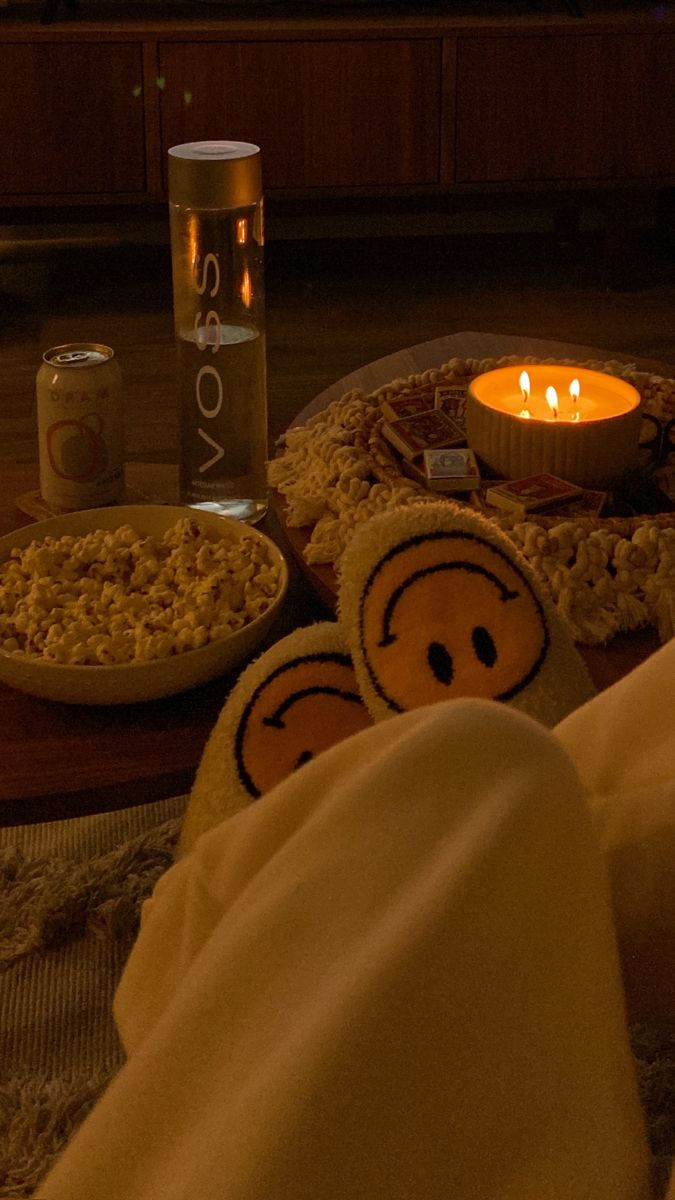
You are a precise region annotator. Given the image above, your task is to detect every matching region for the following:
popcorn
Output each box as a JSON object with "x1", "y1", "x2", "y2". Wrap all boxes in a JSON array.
[{"x1": 0, "y1": 518, "x2": 282, "y2": 665}]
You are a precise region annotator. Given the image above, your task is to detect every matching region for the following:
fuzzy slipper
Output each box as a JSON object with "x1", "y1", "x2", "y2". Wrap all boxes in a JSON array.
[
  {"x1": 338, "y1": 501, "x2": 595, "y2": 727},
  {"x1": 179, "y1": 621, "x2": 373, "y2": 854}
]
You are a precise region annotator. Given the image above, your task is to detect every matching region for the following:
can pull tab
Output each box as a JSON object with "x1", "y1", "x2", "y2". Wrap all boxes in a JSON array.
[
  {"x1": 55, "y1": 351, "x2": 94, "y2": 364},
  {"x1": 52, "y1": 349, "x2": 108, "y2": 366}
]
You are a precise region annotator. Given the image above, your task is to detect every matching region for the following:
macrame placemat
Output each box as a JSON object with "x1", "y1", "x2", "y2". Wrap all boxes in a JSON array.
[{"x1": 269, "y1": 354, "x2": 675, "y2": 646}]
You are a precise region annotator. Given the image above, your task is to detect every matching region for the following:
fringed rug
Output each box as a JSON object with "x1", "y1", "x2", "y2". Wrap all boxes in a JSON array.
[
  {"x1": 0, "y1": 796, "x2": 185, "y2": 1198},
  {"x1": 0, "y1": 794, "x2": 673, "y2": 1198}
]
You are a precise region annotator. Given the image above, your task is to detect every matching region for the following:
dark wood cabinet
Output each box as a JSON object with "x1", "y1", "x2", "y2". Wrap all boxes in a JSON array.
[
  {"x1": 0, "y1": 42, "x2": 146, "y2": 196},
  {"x1": 0, "y1": 8, "x2": 673, "y2": 206},
  {"x1": 455, "y1": 32, "x2": 675, "y2": 184},
  {"x1": 158, "y1": 39, "x2": 441, "y2": 189}
]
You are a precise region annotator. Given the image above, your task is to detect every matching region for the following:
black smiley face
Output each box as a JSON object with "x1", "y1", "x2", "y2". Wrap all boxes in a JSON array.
[
  {"x1": 358, "y1": 530, "x2": 549, "y2": 712},
  {"x1": 234, "y1": 652, "x2": 372, "y2": 797}
]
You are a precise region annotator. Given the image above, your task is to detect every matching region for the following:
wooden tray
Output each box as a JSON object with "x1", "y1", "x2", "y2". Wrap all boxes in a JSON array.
[{"x1": 271, "y1": 331, "x2": 674, "y2": 692}]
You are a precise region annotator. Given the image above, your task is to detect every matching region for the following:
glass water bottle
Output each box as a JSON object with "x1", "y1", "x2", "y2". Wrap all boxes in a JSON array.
[{"x1": 168, "y1": 141, "x2": 268, "y2": 523}]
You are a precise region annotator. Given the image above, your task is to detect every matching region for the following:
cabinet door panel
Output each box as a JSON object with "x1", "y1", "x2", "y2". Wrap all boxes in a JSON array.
[
  {"x1": 0, "y1": 43, "x2": 146, "y2": 195},
  {"x1": 455, "y1": 33, "x2": 675, "y2": 183},
  {"x1": 159, "y1": 40, "x2": 441, "y2": 189},
  {"x1": 611, "y1": 33, "x2": 675, "y2": 177}
]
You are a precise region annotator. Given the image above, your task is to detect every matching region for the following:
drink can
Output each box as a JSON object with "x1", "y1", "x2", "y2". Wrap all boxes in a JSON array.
[{"x1": 36, "y1": 343, "x2": 125, "y2": 511}]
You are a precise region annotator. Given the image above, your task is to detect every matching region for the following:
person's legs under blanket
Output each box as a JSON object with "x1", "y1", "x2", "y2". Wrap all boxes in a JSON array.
[
  {"x1": 555, "y1": 635, "x2": 675, "y2": 1025},
  {"x1": 40, "y1": 699, "x2": 650, "y2": 1200}
]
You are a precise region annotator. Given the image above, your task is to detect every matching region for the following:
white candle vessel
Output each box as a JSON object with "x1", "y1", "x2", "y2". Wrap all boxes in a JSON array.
[{"x1": 466, "y1": 365, "x2": 642, "y2": 489}]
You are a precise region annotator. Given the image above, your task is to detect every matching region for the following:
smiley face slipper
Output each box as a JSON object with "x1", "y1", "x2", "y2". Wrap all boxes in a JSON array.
[
  {"x1": 179, "y1": 621, "x2": 373, "y2": 854},
  {"x1": 337, "y1": 501, "x2": 595, "y2": 728}
]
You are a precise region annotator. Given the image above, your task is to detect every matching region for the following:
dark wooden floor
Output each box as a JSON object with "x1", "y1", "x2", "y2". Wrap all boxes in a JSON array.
[{"x1": 1, "y1": 211, "x2": 675, "y2": 467}]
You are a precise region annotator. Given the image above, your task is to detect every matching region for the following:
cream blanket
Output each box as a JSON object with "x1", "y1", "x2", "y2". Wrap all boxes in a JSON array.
[{"x1": 39, "y1": 639, "x2": 675, "y2": 1199}]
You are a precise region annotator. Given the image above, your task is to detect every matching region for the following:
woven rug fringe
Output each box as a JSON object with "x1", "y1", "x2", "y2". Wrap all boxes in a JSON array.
[
  {"x1": 0, "y1": 818, "x2": 181, "y2": 969},
  {"x1": 0, "y1": 1069, "x2": 118, "y2": 1198}
]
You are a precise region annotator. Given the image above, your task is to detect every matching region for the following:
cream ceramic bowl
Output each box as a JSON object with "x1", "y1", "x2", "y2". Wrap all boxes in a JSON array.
[{"x1": 0, "y1": 505, "x2": 288, "y2": 705}]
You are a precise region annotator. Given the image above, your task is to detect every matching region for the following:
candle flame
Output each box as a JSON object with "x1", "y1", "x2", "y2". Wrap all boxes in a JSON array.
[
  {"x1": 519, "y1": 370, "x2": 531, "y2": 419},
  {"x1": 569, "y1": 377, "x2": 580, "y2": 403},
  {"x1": 546, "y1": 386, "x2": 559, "y2": 419}
]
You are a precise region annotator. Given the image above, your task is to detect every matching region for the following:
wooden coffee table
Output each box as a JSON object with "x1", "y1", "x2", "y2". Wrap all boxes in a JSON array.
[{"x1": 1, "y1": 332, "x2": 671, "y2": 826}]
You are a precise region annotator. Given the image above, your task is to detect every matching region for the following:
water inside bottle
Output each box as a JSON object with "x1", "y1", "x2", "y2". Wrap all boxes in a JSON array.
[{"x1": 178, "y1": 322, "x2": 268, "y2": 524}]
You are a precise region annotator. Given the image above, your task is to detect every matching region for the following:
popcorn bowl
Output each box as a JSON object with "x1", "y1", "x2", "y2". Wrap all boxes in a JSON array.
[{"x1": 0, "y1": 505, "x2": 288, "y2": 705}]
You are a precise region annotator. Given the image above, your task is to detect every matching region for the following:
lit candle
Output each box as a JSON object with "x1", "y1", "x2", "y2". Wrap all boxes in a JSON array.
[
  {"x1": 465, "y1": 364, "x2": 642, "y2": 488},
  {"x1": 519, "y1": 370, "x2": 531, "y2": 419},
  {"x1": 546, "y1": 386, "x2": 559, "y2": 420},
  {"x1": 569, "y1": 377, "x2": 580, "y2": 423}
]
